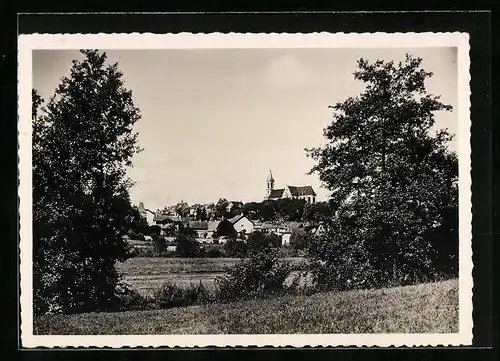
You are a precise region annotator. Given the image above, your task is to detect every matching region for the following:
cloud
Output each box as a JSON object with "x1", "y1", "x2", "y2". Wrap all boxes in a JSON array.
[{"x1": 263, "y1": 55, "x2": 315, "y2": 89}]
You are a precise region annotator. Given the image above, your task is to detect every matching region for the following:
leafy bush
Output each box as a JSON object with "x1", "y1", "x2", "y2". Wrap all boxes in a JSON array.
[
  {"x1": 205, "y1": 247, "x2": 224, "y2": 258},
  {"x1": 278, "y1": 246, "x2": 298, "y2": 257},
  {"x1": 246, "y1": 231, "x2": 281, "y2": 252},
  {"x1": 175, "y1": 233, "x2": 202, "y2": 257},
  {"x1": 131, "y1": 246, "x2": 156, "y2": 258},
  {"x1": 148, "y1": 225, "x2": 162, "y2": 236},
  {"x1": 223, "y1": 238, "x2": 248, "y2": 257},
  {"x1": 266, "y1": 233, "x2": 282, "y2": 248},
  {"x1": 127, "y1": 230, "x2": 146, "y2": 241},
  {"x1": 154, "y1": 281, "x2": 212, "y2": 309},
  {"x1": 215, "y1": 248, "x2": 291, "y2": 302},
  {"x1": 306, "y1": 211, "x2": 458, "y2": 292},
  {"x1": 114, "y1": 282, "x2": 153, "y2": 311},
  {"x1": 215, "y1": 219, "x2": 237, "y2": 239},
  {"x1": 289, "y1": 231, "x2": 313, "y2": 251},
  {"x1": 152, "y1": 234, "x2": 166, "y2": 256}
]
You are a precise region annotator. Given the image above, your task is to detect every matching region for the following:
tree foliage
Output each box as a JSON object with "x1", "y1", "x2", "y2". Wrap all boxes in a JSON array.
[
  {"x1": 306, "y1": 55, "x2": 458, "y2": 289},
  {"x1": 215, "y1": 219, "x2": 237, "y2": 239},
  {"x1": 174, "y1": 201, "x2": 190, "y2": 218},
  {"x1": 152, "y1": 234, "x2": 166, "y2": 256},
  {"x1": 214, "y1": 198, "x2": 230, "y2": 219},
  {"x1": 193, "y1": 205, "x2": 208, "y2": 221},
  {"x1": 301, "y1": 201, "x2": 333, "y2": 223},
  {"x1": 223, "y1": 238, "x2": 248, "y2": 257},
  {"x1": 215, "y1": 248, "x2": 291, "y2": 302},
  {"x1": 289, "y1": 231, "x2": 312, "y2": 251},
  {"x1": 228, "y1": 201, "x2": 244, "y2": 218},
  {"x1": 32, "y1": 50, "x2": 142, "y2": 314},
  {"x1": 175, "y1": 233, "x2": 201, "y2": 257},
  {"x1": 247, "y1": 231, "x2": 282, "y2": 252},
  {"x1": 242, "y1": 198, "x2": 306, "y2": 222}
]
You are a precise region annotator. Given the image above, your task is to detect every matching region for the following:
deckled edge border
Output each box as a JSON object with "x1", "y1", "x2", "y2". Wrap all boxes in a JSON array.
[{"x1": 18, "y1": 32, "x2": 473, "y2": 348}]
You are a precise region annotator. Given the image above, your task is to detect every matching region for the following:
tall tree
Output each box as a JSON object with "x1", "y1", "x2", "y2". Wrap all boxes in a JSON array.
[
  {"x1": 32, "y1": 50, "x2": 142, "y2": 314},
  {"x1": 174, "y1": 201, "x2": 190, "y2": 218},
  {"x1": 195, "y1": 206, "x2": 208, "y2": 221},
  {"x1": 306, "y1": 55, "x2": 458, "y2": 288},
  {"x1": 215, "y1": 198, "x2": 230, "y2": 219},
  {"x1": 227, "y1": 201, "x2": 244, "y2": 218},
  {"x1": 302, "y1": 201, "x2": 333, "y2": 224}
]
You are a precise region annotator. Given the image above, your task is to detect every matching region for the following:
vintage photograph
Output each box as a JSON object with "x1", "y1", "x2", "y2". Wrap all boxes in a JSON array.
[{"x1": 19, "y1": 33, "x2": 472, "y2": 347}]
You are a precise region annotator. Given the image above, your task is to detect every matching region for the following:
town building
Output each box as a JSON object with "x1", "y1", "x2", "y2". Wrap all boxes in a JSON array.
[
  {"x1": 187, "y1": 220, "x2": 221, "y2": 242},
  {"x1": 138, "y1": 202, "x2": 155, "y2": 226},
  {"x1": 227, "y1": 214, "x2": 254, "y2": 235},
  {"x1": 265, "y1": 170, "x2": 317, "y2": 203},
  {"x1": 312, "y1": 224, "x2": 326, "y2": 237},
  {"x1": 153, "y1": 214, "x2": 185, "y2": 229},
  {"x1": 281, "y1": 232, "x2": 292, "y2": 246}
]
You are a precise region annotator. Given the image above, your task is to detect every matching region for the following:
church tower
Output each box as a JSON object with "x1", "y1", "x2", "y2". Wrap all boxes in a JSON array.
[{"x1": 266, "y1": 170, "x2": 275, "y2": 198}]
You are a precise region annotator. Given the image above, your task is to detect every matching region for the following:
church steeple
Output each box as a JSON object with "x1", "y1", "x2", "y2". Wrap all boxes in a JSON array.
[{"x1": 266, "y1": 170, "x2": 275, "y2": 198}]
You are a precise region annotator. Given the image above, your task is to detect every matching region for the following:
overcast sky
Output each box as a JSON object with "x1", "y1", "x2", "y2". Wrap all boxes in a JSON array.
[{"x1": 33, "y1": 47, "x2": 457, "y2": 211}]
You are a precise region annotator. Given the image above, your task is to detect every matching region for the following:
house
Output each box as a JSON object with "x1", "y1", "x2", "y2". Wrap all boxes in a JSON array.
[
  {"x1": 227, "y1": 214, "x2": 254, "y2": 235},
  {"x1": 265, "y1": 170, "x2": 317, "y2": 203},
  {"x1": 313, "y1": 224, "x2": 326, "y2": 237},
  {"x1": 137, "y1": 202, "x2": 155, "y2": 226},
  {"x1": 186, "y1": 220, "x2": 221, "y2": 243},
  {"x1": 281, "y1": 232, "x2": 292, "y2": 246},
  {"x1": 153, "y1": 214, "x2": 184, "y2": 229},
  {"x1": 285, "y1": 221, "x2": 305, "y2": 232},
  {"x1": 218, "y1": 236, "x2": 229, "y2": 245},
  {"x1": 276, "y1": 224, "x2": 290, "y2": 235},
  {"x1": 226, "y1": 201, "x2": 244, "y2": 214},
  {"x1": 166, "y1": 245, "x2": 177, "y2": 253},
  {"x1": 207, "y1": 221, "x2": 220, "y2": 238},
  {"x1": 259, "y1": 222, "x2": 279, "y2": 234},
  {"x1": 187, "y1": 221, "x2": 209, "y2": 238}
]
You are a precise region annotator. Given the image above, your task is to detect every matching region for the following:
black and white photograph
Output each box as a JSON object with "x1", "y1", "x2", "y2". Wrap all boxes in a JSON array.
[{"x1": 18, "y1": 33, "x2": 472, "y2": 347}]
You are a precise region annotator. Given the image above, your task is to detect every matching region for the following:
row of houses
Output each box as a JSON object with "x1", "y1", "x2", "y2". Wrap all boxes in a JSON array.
[{"x1": 152, "y1": 212, "x2": 325, "y2": 245}]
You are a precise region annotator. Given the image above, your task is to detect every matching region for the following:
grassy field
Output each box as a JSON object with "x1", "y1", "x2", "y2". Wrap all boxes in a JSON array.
[
  {"x1": 116, "y1": 257, "x2": 306, "y2": 295},
  {"x1": 34, "y1": 279, "x2": 458, "y2": 335}
]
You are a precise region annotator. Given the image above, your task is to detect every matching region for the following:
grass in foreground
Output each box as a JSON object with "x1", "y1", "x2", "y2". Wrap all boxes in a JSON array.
[{"x1": 34, "y1": 279, "x2": 458, "y2": 335}]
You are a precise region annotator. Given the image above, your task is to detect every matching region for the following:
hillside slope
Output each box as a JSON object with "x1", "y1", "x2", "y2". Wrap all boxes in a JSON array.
[{"x1": 34, "y1": 279, "x2": 458, "y2": 335}]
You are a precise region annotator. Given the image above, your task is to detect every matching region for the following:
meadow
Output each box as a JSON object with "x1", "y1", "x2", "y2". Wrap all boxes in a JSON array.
[
  {"x1": 34, "y1": 279, "x2": 459, "y2": 334},
  {"x1": 116, "y1": 257, "x2": 306, "y2": 295}
]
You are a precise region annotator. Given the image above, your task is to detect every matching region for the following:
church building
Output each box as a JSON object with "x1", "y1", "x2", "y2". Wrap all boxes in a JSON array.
[{"x1": 265, "y1": 170, "x2": 317, "y2": 204}]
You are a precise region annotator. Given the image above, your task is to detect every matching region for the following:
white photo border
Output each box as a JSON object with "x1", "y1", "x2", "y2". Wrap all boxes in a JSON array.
[{"x1": 18, "y1": 32, "x2": 472, "y2": 348}]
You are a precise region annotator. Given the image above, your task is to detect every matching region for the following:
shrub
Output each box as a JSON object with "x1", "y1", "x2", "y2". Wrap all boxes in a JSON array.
[
  {"x1": 246, "y1": 231, "x2": 281, "y2": 252},
  {"x1": 153, "y1": 281, "x2": 213, "y2": 309},
  {"x1": 215, "y1": 248, "x2": 291, "y2": 302},
  {"x1": 223, "y1": 238, "x2": 248, "y2": 257},
  {"x1": 152, "y1": 234, "x2": 166, "y2": 256},
  {"x1": 132, "y1": 246, "x2": 156, "y2": 258},
  {"x1": 175, "y1": 233, "x2": 202, "y2": 257},
  {"x1": 127, "y1": 231, "x2": 146, "y2": 241},
  {"x1": 215, "y1": 219, "x2": 237, "y2": 239},
  {"x1": 306, "y1": 215, "x2": 457, "y2": 292},
  {"x1": 289, "y1": 231, "x2": 312, "y2": 251},
  {"x1": 114, "y1": 282, "x2": 153, "y2": 311},
  {"x1": 266, "y1": 233, "x2": 282, "y2": 248},
  {"x1": 306, "y1": 224, "x2": 382, "y2": 291},
  {"x1": 278, "y1": 246, "x2": 298, "y2": 257},
  {"x1": 148, "y1": 225, "x2": 162, "y2": 236},
  {"x1": 206, "y1": 247, "x2": 224, "y2": 258}
]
